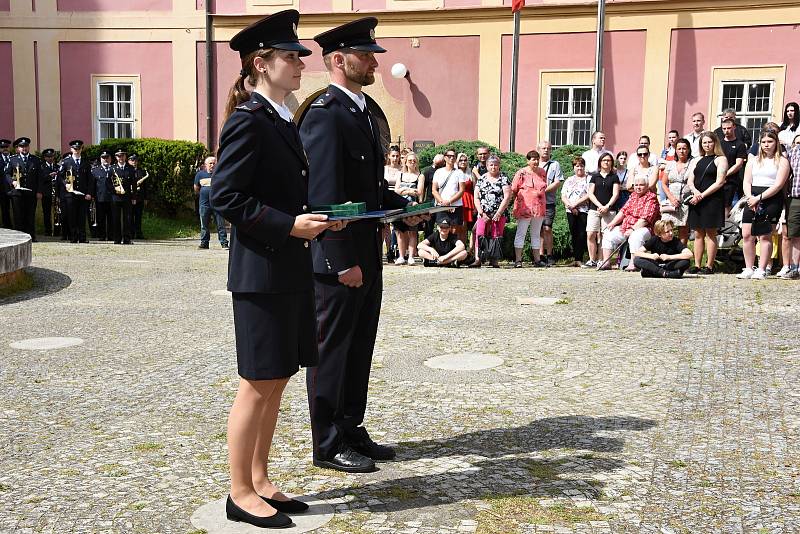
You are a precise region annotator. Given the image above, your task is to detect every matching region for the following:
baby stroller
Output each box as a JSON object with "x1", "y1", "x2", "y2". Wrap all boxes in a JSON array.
[{"x1": 711, "y1": 197, "x2": 747, "y2": 265}]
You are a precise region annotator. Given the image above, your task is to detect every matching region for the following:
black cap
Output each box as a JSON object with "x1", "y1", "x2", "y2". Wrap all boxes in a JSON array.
[
  {"x1": 128, "y1": 153, "x2": 138, "y2": 160},
  {"x1": 230, "y1": 10, "x2": 311, "y2": 59},
  {"x1": 438, "y1": 218, "x2": 451, "y2": 227},
  {"x1": 0, "y1": 139, "x2": 10, "y2": 148},
  {"x1": 42, "y1": 148, "x2": 56, "y2": 157},
  {"x1": 69, "y1": 140, "x2": 84, "y2": 149},
  {"x1": 114, "y1": 148, "x2": 127, "y2": 156},
  {"x1": 314, "y1": 17, "x2": 386, "y2": 56},
  {"x1": 13, "y1": 137, "x2": 31, "y2": 147},
  {"x1": 100, "y1": 150, "x2": 111, "y2": 158}
]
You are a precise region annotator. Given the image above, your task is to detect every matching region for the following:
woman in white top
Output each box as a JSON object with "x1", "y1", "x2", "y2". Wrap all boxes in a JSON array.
[
  {"x1": 736, "y1": 130, "x2": 790, "y2": 280},
  {"x1": 383, "y1": 146, "x2": 402, "y2": 188},
  {"x1": 631, "y1": 144, "x2": 659, "y2": 192},
  {"x1": 778, "y1": 102, "x2": 799, "y2": 151},
  {"x1": 659, "y1": 138, "x2": 693, "y2": 243},
  {"x1": 393, "y1": 151, "x2": 424, "y2": 264}
]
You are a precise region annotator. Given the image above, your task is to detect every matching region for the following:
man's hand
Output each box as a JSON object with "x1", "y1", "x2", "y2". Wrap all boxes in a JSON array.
[
  {"x1": 85, "y1": 194, "x2": 92, "y2": 201},
  {"x1": 405, "y1": 215, "x2": 424, "y2": 226},
  {"x1": 36, "y1": 192, "x2": 42, "y2": 200},
  {"x1": 338, "y1": 265, "x2": 363, "y2": 288},
  {"x1": 290, "y1": 213, "x2": 334, "y2": 240}
]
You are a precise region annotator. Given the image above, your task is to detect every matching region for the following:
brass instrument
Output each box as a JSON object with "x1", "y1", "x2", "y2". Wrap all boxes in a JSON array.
[
  {"x1": 89, "y1": 199, "x2": 97, "y2": 227},
  {"x1": 50, "y1": 168, "x2": 61, "y2": 231},
  {"x1": 65, "y1": 167, "x2": 75, "y2": 194},
  {"x1": 136, "y1": 170, "x2": 149, "y2": 187},
  {"x1": 12, "y1": 165, "x2": 26, "y2": 190},
  {"x1": 112, "y1": 168, "x2": 125, "y2": 195}
]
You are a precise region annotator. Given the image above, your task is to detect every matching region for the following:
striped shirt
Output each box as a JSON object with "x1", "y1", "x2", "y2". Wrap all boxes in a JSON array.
[{"x1": 790, "y1": 145, "x2": 800, "y2": 198}]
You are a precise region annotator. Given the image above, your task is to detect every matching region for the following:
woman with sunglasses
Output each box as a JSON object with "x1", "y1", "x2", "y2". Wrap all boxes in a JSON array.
[{"x1": 584, "y1": 152, "x2": 620, "y2": 268}]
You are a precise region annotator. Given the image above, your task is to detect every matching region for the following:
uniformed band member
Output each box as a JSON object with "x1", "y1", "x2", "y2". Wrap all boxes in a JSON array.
[
  {"x1": 58, "y1": 140, "x2": 94, "y2": 243},
  {"x1": 111, "y1": 148, "x2": 134, "y2": 244},
  {"x1": 209, "y1": 10, "x2": 341, "y2": 529},
  {"x1": 0, "y1": 139, "x2": 12, "y2": 228},
  {"x1": 128, "y1": 153, "x2": 148, "y2": 239},
  {"x1": 91, "y1": 150, "x2": 114, "y2": 240},
  {"x1": 300, "y1": 18, "x2": 419, "y2": 473},
  {"x1": 5, "y1": 137, "x2": 41, "y2": 240},
  {"x1": 39, "y1": 148, "x2": 58, "y2": 236}
]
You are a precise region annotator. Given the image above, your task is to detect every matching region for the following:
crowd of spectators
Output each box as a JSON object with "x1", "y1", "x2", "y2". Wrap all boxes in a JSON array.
[{"x1": 382, "y1": 101, "x2": 800, "y2": 279}]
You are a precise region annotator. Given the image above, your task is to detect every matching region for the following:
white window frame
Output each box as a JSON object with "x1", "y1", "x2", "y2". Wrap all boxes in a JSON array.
[
  {"x1": 718, "y1": 79, "x2": 774, "y2": 140},
  {"x1": 91, "y1": 75, "x2": 141, "y2": 144},
  {"x1": 545, "y1": 85, "x2": 594, "y2": 149}
]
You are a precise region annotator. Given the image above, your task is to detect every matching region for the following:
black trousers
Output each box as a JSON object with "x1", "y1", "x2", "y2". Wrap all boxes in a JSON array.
[
  {"x1": 634, "y1": 257, "x2": 690, "y2": 277},
  {"x1": 94, "y1": 201, "x2": 112, "y2": 240},
  {"x1": 10, "y1": 192, "x2": 36, "y2": 239},
  {"x1": 132, "y1": 201, "x2": 144, "y2": 238},
  {"x1": 65, "y1": 195, "x2": 88, "y2": 242},
  {"x1": 307, "y1": 272, "x2": 383, "y2": 459},
  {"x1": 112, "y1": 200, "x2": 132, "y2": 243},
  {"x1": 57, "y1": 197, "x2": 70, "y2": 239},
  {"x1": 40, "y1": 195, "x2": 52, "y2": 235},
  {"x1": 567, "y1": 211, "x2": 588, "y2": 262},
  {"x1": 0, "y1": 192, "x2": 11, "y2": 228}
]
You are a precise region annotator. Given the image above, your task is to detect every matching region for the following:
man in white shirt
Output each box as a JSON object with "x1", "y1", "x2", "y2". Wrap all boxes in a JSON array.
[
  {"x1": 684, "y1": 112, "x2": 705, "y2": 157},
  {"x1": 581, "y1": 131, "x2": 612, "y2": 173},
  {"x1": 432, "y1": 148, "x2": 467, "y2": 236}
]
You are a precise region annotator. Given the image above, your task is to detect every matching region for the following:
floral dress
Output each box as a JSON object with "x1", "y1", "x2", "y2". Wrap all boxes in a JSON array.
[
  {"x1": 661, "y1": 160, "x2": 691, "y2": 227},
  {"x1": 476, "y1": 173, "x2": 510, "y2": 218}
]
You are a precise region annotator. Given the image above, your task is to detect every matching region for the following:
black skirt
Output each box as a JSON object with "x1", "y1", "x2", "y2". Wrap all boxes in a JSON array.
[{"x1": 232, "y1": 291, "x2": 319, "y2": 380}]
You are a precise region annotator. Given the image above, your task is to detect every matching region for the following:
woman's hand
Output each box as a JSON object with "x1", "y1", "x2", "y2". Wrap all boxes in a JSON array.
[
  {"x1": 690, "y1": 192, "x2": 703, "y2": 205},
  {"x1": 491, "y1": 212, "x2": 502, "y2": 222},
  {"x1": 480, "y1": 211, "x2": 490, "y2": 221},
  {"x1": 290, "y1": 213, "x2": 334, "y2": 240},
  {"x1": 746, "y1": 194, "x2": 760, "y2": 209}
]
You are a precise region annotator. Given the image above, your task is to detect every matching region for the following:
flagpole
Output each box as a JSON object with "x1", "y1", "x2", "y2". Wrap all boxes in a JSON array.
[
  {"x1": 592, "y1": 0, "x2": 606, "y2": 131},
  {"x1": 509, "y1": 9, "x2": 521, "y2": 152}
]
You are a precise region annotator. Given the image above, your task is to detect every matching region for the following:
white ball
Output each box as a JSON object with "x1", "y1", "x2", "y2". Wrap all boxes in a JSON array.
[{"x1": 391, "y1": 63, "x2": 408, "y2": 79}]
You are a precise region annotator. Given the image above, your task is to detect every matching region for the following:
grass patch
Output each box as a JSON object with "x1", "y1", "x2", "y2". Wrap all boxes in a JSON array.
[
  {"x1": 99, "y1": 463, "x2": 129, "y2": 477},
  {"x1": 476, "y1": 496, "x2": 608, "y2": 533},
  {"x1": 141, "y1": 212, "x2": 199, "y2": 240},
  {"x1": 668, "y1": 459, "x2": 687, "y2": 468},
  {"x1": 186, "y1": 530, "x2": 208, "y2": 534},
  {"x1": 212, "y1": 432, "x2": 227, "y2": 441},
  {"x1": 525, "y1": 460, "x2": 560, "y2": 480},
  {"x1": 371, "y1": 486, "x2": 420, "y2": 500},
  {"x1": 0, "y1": 483, "x2": 10, "y2": 491},
  {"x1": 24, "y1": 496, "x2": 44, "y2": 504},
  {"x1": 555, "y1": 297, "x2": 571, "y2": 305},
  {"x1": 60, "y1": 468, "x2": 80, "y2": 476},
  {"x1": 0, "y1": 270, "x2": 33, "y2": 299},
  {"x1": 133, "y1": 442, "x2": 164, "y2": 453}
]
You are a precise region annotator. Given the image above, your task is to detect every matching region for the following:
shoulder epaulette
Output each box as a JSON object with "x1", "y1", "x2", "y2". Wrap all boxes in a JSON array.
[
  {"x1": 235, "y1": 100, "x2": 264, "y2": 113},
  {"x1": 310, "y1": 92, "x2": 335, "y2": 108}
]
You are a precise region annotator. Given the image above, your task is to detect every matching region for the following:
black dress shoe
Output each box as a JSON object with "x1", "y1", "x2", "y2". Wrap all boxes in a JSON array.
[
  {"x1": 261, "y1": 496, "x2": 309, "y2": 514},
  {"x1": 346, "y1": 427, "x2": 396, "y2": 461},
  {"x1": 114, "y1": 241, "x2": 122, "y2": 245},
  {"x1": 123, "y1": 240, "x2": 133, "y2": 245},
  {"x1": 313, "y1": 444, "x2": 376, "y2": 473},
  {"x1": 226, "y1": 495, "x2": 293, "y2": 528},
  {"x1": 198, "y1": 243, "x2": 209, "y2": 249}
]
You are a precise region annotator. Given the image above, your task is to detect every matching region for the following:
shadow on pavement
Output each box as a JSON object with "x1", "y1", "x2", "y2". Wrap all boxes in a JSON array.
[
  {"x1": 0, "y1": 267, "x2": 72, "y2": 305},
  {"x1": 310, "y1": 415, "x2": 656, "y2": 514}
]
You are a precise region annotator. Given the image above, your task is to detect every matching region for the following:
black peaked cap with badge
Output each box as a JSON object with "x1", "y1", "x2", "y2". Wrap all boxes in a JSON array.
[
  {"x1": 313, "y1": 17, "x2": 386, "y2": 55},
  {"x1": 230, "y1": 9, "x2": 311, "y2": 58},
  {"x1": 13, "y1": 137, "x2": 31, "y2": 147},
  {"x1": 0, "y1": 139, "x2": 11, "y2": 148}
]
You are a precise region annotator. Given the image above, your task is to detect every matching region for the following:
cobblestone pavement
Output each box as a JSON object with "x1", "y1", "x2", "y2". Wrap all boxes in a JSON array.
[{"x1": 1, "y1": 240, "x2": 798, "y2": 533}]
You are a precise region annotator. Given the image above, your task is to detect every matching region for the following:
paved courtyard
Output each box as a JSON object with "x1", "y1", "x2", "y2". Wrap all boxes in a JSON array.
[{"x1": 1, "y1": 240, "x2": 798, "y2": 533}]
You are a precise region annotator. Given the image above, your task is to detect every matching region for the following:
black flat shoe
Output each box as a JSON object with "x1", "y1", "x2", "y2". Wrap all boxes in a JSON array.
[
  {"x1": 313, "y1": 445, "x2": 376, "y2": 473},
  {"x1": 687, "y1": 266, "x2": 700, "y2": 274},
  {"x1": 261, "y1": 496, "x2": 309, "y2": 514},
  {"x1": 226, "y1": 495, "x2": 292, "y2": 528},
  {"x1": 346, "y1": 427, "x2": 396, "y2": 461}
]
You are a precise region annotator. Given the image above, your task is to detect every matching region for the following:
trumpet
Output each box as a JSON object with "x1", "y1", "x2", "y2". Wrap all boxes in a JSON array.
[
  {"x1": 112, "y1": 168, "x2": 125, "y2": 195},
  {"x1": 65, "y1": 167, "x2": 75, "y2": 194},
  {"x1": 136, "y1": 170, "x2": 149, "y2": 187}
]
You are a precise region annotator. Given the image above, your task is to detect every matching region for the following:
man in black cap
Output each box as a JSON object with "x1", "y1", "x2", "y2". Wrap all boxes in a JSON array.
[
  {"x1": 110, "y1": 148, "x2": 135, "y2": 244},
  {"x1": 128, "y1": 153, "x2": 148, "y2": 240},
  {"x1": 0, "y1": 139, "x2": 13, "y2": 228},
  {"x1": 300, "y1": 18, "x2": 419, "y2": 473},
  {"x1": 38, "y1": 148, "x2": 59, "y2": 236},
  {"x1": 91, "y1": 150, "x2": 114, "y2": 240},
  {"x1": 4, "y1": 137, "x2": 41, "y2": 239},
  {"x1": 58, "y1": 140, "x2": 94, "y2": 243}
]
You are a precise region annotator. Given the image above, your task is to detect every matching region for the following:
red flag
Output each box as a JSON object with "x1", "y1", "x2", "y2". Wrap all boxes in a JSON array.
[{"x1": 512, "y1": 0, "x2": 525, "y2": 12}]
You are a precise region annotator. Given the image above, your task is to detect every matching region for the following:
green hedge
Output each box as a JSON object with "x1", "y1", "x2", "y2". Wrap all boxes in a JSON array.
[
  {"x1": 416, "y1": 140, "x2": 588, "y2": 260},
  {"x1": 81, "y1": 138, "x2": 208, "y2": 215}
]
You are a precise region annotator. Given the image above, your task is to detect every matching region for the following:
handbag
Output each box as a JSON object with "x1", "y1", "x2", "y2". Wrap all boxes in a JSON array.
[
  {"x1": 478, "y1": 235, "x2": 504, "y2": 262},
  {"x1": 683, "y1": 158, "x2": 716, "y2": 206}
]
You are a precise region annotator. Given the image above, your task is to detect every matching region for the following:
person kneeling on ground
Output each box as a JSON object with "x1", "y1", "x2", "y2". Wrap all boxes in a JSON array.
[
  {"x1": 417, "y1": 218, "x2": 468, "y2": 267},
  {"x1": 632, "y1": 220, "x2": 693, "y2": 278},
  {"x1": 599, "y1": 175, "x2": 660, "y2": 270}
]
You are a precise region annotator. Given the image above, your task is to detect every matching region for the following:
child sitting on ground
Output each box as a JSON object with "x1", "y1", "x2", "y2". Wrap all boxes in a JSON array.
[
  {"x1": 632, "y1": 219, "x2": 693, "y2": 278},
  {"x1": 417, "y1": 218, "x2": 468, "y2": 267}
]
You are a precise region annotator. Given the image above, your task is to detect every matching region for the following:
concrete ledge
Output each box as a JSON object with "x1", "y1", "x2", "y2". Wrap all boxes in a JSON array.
[{"x1": 0, "y1": 229, "x2": 32, "y2": 276}]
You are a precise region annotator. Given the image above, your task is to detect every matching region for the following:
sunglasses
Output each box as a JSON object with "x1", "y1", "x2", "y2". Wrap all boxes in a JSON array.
[
  {"x1": 445, "y1": 154, "x2": 456, "y2": 158},
  {"x1": 637, "y1": 153, "x2": 649, "y2": 157}
]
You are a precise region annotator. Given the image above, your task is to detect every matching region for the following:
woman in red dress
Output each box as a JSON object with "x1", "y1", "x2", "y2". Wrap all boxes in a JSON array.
[{"x1": 457, "y1": 152, "x2": 476, "y2": 247}]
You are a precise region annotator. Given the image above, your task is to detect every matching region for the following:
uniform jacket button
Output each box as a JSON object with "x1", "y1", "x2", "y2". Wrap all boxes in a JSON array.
[
  {"x1": 361, "y1": 156, "x2": 365, "y2": 160},
  {"x1": 302, "y1": 205, "x2": 308, "y2": 211},
  {"x1": 304, "y1": 241, "x2": 309, "y2": 248},
  {"x1": 301, "y1": 170, "x2": 307, "y2": 177}
]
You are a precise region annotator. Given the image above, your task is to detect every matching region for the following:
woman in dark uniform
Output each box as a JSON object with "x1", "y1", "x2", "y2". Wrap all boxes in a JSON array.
[
  {"x1": 210, "y1": 10, "x2": 342, "y2": 528},
  {"x1": 686, "y1": 131, "x2": 728, "y2": 274}
]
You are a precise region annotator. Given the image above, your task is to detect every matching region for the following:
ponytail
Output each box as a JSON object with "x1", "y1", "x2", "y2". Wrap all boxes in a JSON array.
[{"x1": 221, "y1": 48, "x2": 278, "y2": 125}]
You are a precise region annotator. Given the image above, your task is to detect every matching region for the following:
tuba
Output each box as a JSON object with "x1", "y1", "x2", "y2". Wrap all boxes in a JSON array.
[{"x1": 112, "y1": 168, "x2": 125, "y2": 195}]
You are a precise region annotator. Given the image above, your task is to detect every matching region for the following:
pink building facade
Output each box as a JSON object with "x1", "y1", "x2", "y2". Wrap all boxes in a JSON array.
[{"x1": 1, "y1": 0, "x2": 798, "y2": 155}]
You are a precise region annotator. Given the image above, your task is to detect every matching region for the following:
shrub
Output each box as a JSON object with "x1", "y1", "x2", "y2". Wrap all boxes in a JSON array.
[{"x1": 81, "y1": 138, "x2": 208, "y2": 216}]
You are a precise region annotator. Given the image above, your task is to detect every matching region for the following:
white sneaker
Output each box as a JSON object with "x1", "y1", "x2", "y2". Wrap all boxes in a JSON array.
[
  {"x1": 394, "y1": 256, "x2": 406, "y2": 265},
  {"x1": 751, "y1": 268, "x2": 766, "y2": 280},
  {"x1": 407, "y1": 256, "x2": 415, "y2": 265},
  {"x1": 778, "y1": 268, "x2": 799, "y2": 280},
  {"x1": 776, "y1": 265, "x2": 790, "y2": 278},
  {"x1": 765, "y1": 265, "x2": 772, "y2": 276},
  {"x1": 736, "y1": 268, "x2": 754, "y2": 279}
]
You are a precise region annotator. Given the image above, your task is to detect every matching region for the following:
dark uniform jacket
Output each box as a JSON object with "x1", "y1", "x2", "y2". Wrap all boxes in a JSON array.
[
  {"x1": 110, "y1": 163, "x2": 135, "y2": 202},
  {"x1": 211, "y1": 91, "x2": 312, "y2": 294},
  {"x1": 299, "y1": 85, "x2": 407, "y2": 279},
  {"x1": 58, "y1": 155, "x2": 94, "y2": 199},
  {"x1": 5, "y1": 154, "x2": 41, "y2": 195},
  {"x1": 0, "y1": 153, "x2": 11, "y2": 194},
  {"x1": 39, "y1": 161, "x2": 59, "y2": 198},
  {"x1": 92, "y1": 165, "x2": 114, "y2": 202}
]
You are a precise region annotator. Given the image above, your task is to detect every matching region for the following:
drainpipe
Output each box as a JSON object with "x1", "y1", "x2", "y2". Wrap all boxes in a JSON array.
[{"x1": 205, "y1": 0, "x2": 214, "y2": 152}]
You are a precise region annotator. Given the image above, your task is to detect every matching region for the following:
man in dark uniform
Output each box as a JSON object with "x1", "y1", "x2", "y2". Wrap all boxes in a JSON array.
[
  {"x1": 0, "y1": 139, "x2": 12, "y2": 228},
  {"x1": 110, "y1": 148, "x2": 134, "y2": 244},
  {"x1": 300, "y1": 18, "x2": 421, "y2": 473},
  {"x1": 5, "y1": 137, "x2": 41, "y2": 240},
  {"x1": 91, "y1": 150, "x2": 114, "y2": 240},
  {"x1": 39, "y1": 148, "x2": 59, "y2": 236},
  {"x1": 58, "y1": 140, "x2": 94, "y2": 243},
  {"x1": 128, "y1": 153, "x2": 148, "y2": 239}
]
